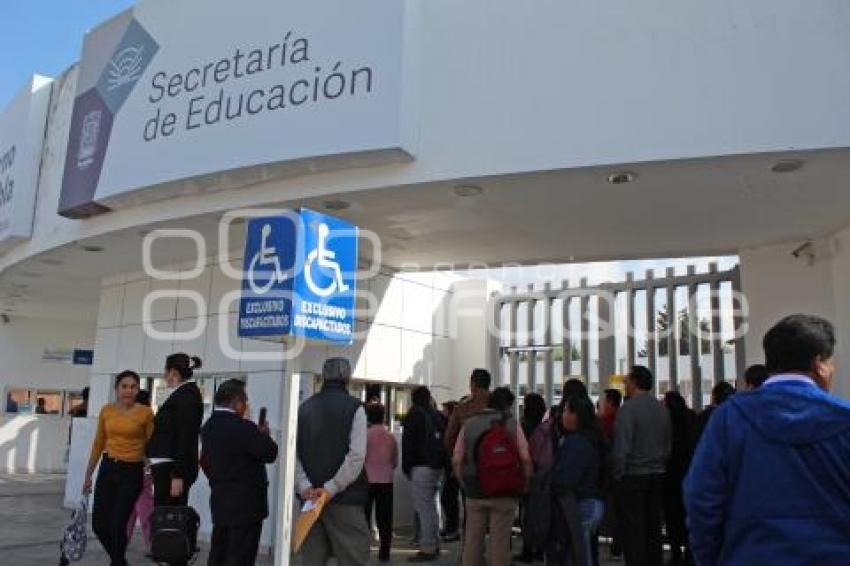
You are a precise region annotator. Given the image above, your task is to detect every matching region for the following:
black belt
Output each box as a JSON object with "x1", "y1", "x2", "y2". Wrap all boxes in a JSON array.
[{"x1": 103, "y1": 454, "x2": 144, "y2": 466}]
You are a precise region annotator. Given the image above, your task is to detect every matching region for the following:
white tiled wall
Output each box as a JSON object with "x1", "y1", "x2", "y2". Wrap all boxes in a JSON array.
[{"x1": 91, "y1": 260, "x2": 461, "y2": 401}]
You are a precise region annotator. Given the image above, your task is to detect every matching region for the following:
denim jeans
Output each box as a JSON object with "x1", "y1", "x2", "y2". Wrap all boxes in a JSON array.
[
  {"x1": 578, "y1": 498, "x2": 605, "y2": 566},
  {"x1": 410, "y1": 466, "x2": 442, "y2": 554}
]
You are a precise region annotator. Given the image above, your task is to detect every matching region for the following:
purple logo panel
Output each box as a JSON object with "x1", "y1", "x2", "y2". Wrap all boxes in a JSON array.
[{"x1": 59, "y1": 89, "x2": 114, "y2": 218}]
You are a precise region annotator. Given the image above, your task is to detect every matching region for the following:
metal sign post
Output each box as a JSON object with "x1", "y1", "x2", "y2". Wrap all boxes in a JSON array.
[
  {"x1": 273, "y1": 338, "x2": 301, "y2": 566},
  {"x1": 238, "y1": 209, "x2": 359, "y2": 565}
]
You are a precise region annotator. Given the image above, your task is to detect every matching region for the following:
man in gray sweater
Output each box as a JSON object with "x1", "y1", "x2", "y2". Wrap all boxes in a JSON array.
[{"x1": 613, "y1": 365, "x2": 671, "y2": 566}]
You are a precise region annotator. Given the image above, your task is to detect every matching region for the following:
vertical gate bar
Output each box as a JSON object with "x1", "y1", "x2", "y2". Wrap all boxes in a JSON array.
[
  {"x1": 666, "y1": 267, "x2": 679, "y2": 394},
  {"x1": 626, "y1": 272, "x2": 636, "y2": 371},
  {"x1": 562, "y1": 280, "x2": 572, "y2": 390},
  {"x1": 709, "y1": 263, "x2": 725, "y2": 385},
  {"x1": 731, "y1": 267, "x2": 747, "y2": 388},
  {"x1": 580, "y1": 278, "x2": 591, "y2": 388},
  {"x1": 597, "y1": 287, "x2": 615, "y2": 392},
  {"x1": 509, "y1": 351, "x2": 520, "y2": 398},
  {"x1": 527, "y1": 284, "x2": 536, "y2": 396},
  {"x1": 645, "y1": 270, "x2": 656, "y2": 378},
  {"x1": 543, "y1": 283, "x2": 554, "y2": 403},
  {"x1": 509, "y1": 289, "x2": 519, "y2": 396},
  {"x1": 687, "y1": 265, "x2": 702, "y2": 409}
]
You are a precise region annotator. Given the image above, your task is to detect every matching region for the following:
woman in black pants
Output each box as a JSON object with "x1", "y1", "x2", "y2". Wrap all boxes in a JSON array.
[
  {"x1": 84, "y1": 370, "x2": 154, "y2": 566},
  {"x1": 147, "y1": 353, "x2": 204, "y2": 507}
]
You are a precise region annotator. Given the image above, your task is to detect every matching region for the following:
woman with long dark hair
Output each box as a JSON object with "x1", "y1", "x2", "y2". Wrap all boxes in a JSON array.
[
  {"x1": 146, "y1": 353, "x2": 203, "y2": 508},
  {"x1": 84, "y1": 370, "x2": 153, "y2": 566},
  {"x1": 663, "y1": 390, "x2": 697, "y2": 566},
  {"x1": 550, "y1": 394, "x2": 608, "y2": 566},
  {"x1": 516, "y1": 393, "x2": 547, "y2": 563}
]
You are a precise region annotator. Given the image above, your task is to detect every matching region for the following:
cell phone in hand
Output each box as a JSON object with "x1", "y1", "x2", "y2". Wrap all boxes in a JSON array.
[{"x1": 258, "y1": 407, "x2": 267, "y2": 427}]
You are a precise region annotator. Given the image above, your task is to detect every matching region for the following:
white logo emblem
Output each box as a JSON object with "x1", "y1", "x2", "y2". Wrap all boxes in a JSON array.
[
  {"x1": 77, "y1": 110, "x2": 102, "y2": 169},
  {"x1": 248, "y1": 224, "x2": 288, "y2": 295},
  {"x1": 106, "y1": 45, "x2": 145, "y2": 91},
  {"x1": 305, "y1": 223, "x2": 350, "y2": 298}
]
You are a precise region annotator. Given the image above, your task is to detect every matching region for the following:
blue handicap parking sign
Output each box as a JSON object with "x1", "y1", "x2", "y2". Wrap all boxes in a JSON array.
[
  {"x1": 238, "y1": 214, "x2": 297, "y2": 338},
  {"x1": 290, "y1": 208, "x2": 359, "y2": 344},
  {"x1": 238, "y1": 209, "x2": 358, "y2": 344}
]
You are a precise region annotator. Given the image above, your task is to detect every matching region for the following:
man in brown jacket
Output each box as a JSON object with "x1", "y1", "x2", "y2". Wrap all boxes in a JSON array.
[{"x1": 444, "y1": 369, "x2": 492, "y2": 456}]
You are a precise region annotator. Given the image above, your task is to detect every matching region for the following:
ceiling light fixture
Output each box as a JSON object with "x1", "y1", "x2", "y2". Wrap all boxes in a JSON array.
[
  {"x1": 39, "y1": 258, "x2": 64, "y2": 266},
  {"x1": 323, "y1": 199, "x2": 351, "y2": 211},
  {"x1": 607, "y1": 171, "x2": 637, "y2": 185},
  {"x1": 771, "y1": 159, "x2": 804, "y2": 174},
  {"x1": 82, "y1": 245, "x2": 105, "y2": 253},
  {"x1": 453, "y1": 184, "x2": 484, "y2": 197},
  {"x1": 20, "y1": 271, "x2": 41, "y2": 278}
]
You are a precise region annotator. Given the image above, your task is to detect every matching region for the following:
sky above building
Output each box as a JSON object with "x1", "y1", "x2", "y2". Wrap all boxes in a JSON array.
[{"x1": 0, "y1": 1, "x2": 135, "y2": 108}]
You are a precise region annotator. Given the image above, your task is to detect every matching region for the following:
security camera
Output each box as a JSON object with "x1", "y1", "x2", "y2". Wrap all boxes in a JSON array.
[{"x1": 791, "y1": 242, "x2": 816, "y2": 265}]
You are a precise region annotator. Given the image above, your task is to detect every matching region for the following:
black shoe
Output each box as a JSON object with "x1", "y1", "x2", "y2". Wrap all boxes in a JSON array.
[
  {"x1": 440, "y1": 531, "x2": 460, "y2": 542},
  {"x1": 514, "y1": 551, "x2": 535, "y2": 563},
  {"x1": 407, "y1": 551, "x2": 439, "y2": 562}
]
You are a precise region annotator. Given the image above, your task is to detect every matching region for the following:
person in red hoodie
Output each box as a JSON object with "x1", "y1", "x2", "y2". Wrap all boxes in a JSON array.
[{"x1": 598, "y1": 388, "x2": 622, "y2": 443}]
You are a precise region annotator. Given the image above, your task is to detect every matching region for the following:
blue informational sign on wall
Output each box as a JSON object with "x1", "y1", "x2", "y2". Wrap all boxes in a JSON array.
[
  {"x1": 72, "y1": 349, "x2": 94, "y2": 365},
  {"x1": 238, "y1": 209, "x2": 358, "y2": 344}
]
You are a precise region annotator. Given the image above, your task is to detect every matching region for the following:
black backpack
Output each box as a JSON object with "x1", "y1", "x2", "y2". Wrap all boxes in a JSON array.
[{"x1": 150, "y1": 506, "x2": 200, "y2": 565}]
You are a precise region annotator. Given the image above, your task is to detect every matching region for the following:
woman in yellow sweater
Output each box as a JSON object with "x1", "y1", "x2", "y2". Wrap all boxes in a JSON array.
[{"x1": 83, "y1": 370, "x2": 154, "y2": 566}]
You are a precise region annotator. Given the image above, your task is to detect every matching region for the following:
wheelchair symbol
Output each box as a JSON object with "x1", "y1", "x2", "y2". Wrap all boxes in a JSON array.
[
  {"x1": 247, "y1": 224, "x2": 287, "y2": 295},
  {"x1": 305, "y1": 223, "x2": 350, "y2": 298}
]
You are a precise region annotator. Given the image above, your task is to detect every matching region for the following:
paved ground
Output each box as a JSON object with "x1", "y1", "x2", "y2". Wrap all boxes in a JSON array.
[{"x1": 0, "y1": 474, "x2": 625, "y2": 565}]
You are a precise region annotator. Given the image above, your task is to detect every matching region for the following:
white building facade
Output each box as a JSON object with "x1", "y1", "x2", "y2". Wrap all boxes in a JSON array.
[{"x1": 2, "y1": 0, "x2": 850, "y2": 556}]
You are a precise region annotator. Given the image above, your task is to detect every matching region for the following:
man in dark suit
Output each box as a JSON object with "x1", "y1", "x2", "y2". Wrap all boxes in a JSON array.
[{"x1": 201, "y1": 379, "x2": 278, "y2": 566}]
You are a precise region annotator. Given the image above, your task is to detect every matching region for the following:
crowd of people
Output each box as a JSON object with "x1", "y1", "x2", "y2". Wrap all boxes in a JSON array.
[
  {"x1": 297, "y1": 314, "x2": 850, "y2": 566},
  {"x1": 81, "y1": 312, "x2": 850, "y2": 565}
]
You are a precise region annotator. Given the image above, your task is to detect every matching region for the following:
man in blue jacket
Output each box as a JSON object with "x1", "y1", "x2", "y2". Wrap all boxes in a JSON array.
[{"x1": 684, "y1": 314, "x2": 850, "y2": 566}]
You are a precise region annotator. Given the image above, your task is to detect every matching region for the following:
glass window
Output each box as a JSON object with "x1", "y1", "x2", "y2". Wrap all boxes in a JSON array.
[
  {"x1": 148, "y1": 374, "x2": 247, "y2": 418},
  {"x1": 391, "y1": 387, "x2": 411, "y2": 432},
  {"x1": 349, "y1": 382, "x2": 366, "y2": 402},
  {"x1": 34, "y1": 390, "x2": 63, "y2": 415},
  {"x1": 5, "y1": 388, "x2": 32, "y2": 414},
  {"x1": 195, "y1": 376, "x2": 216, "y2": 419},
  {"x1": 151, "y1": 377, "x2": 170, "y2": 409},
  {"x1": 65, "y1": 391, "x2": 86, "y2": 417}
]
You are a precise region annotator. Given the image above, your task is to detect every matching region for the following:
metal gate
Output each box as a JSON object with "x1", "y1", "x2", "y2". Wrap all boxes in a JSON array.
[{"x1": 486, "y1": 262, "x2": 746, "y2": 409}]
